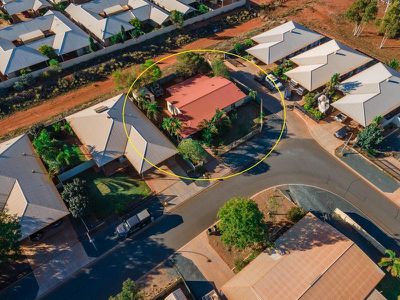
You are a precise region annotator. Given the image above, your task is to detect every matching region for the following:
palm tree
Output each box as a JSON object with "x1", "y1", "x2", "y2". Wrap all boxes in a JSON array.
[
  {"x1": 325, "y1": 73, "x2": 340, "y2": 98},
  {"x1": 146, "y1": 101, "x2": 160, "y2": 121},
  {"x1": 162, "y1": 117, "x2": 182, "y2": 137},
  {"x1": 212, "y1": 109, "x2": 232, "y2": 131},
  {"x1": 249, "y1": 90, "x2": 257, "y2": 100},
  {"x1": 379, "y1": 249, "x2": 400, "y2": 278}
]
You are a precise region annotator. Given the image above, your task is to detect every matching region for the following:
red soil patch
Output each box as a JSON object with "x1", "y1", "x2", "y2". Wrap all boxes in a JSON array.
[{"x1": 0, "y1": 18, "x2": 262, "y2": 137}]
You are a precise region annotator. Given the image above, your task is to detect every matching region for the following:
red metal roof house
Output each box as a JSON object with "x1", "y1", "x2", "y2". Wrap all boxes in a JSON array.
[{"x1": 165, "y1": 75, "x2": 247, "y2": 138}]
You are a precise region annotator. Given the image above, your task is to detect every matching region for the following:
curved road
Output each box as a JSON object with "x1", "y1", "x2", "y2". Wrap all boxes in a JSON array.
[{"x1": 4, "y1": 110, "x2": 400, "y2": 300}]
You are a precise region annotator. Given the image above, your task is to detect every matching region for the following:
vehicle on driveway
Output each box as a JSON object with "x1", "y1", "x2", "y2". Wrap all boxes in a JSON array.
[
  {"x1": 334, "y1": 113, "x2": 348, "y2": 123},
  {"x1": 334, "y1": 126, "x2": 349, "y2": 139},
  {"x1": 115, "y1": 209, "x2": 152, "y2": 238},
  {"x1": 266, "y1": 73, "x2": 284, "y2": 91}
]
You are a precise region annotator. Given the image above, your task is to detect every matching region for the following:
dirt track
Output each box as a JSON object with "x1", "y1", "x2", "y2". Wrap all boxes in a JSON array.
[
  {"x1": 0, "y1": 18, "x2": 262, "y2": 137},
  {"x1": 1, "y1": 0, "x2": 399, "y2": 138}
]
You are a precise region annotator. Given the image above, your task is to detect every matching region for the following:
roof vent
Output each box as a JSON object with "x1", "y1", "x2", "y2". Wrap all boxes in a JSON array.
[
  {"x1": 31, "y1": 170, "x2": 36, "y2": 173},
  {"x1": 21, "y1": 152, "x2": 26, "y2": 156},
  {"x1": 95, "y1": 105, "x2": 109, "y2": 113}
]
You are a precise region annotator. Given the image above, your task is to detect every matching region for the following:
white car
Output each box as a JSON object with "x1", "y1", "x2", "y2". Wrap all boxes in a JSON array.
[{"x1": 265, "y1": 73, "x2": 284, "y2": 91}]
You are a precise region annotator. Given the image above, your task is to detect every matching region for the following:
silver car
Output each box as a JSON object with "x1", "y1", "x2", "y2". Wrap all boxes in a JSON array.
[{"x1": 116, "y1": 209, "x2": 151, "y2": 238}]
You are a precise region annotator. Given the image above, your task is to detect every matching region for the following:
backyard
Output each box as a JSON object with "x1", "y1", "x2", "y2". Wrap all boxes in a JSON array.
[
  {"x1": 77, "y1": 167, "x2": 151, "y2": 220},
  {"x1": 31, "y1": 121, "x2": 87, "y2": 177}
]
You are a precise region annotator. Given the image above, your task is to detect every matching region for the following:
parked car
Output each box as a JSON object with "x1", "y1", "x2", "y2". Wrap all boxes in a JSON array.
[
  {"x1": 334, "y1": 126, "x2": 349, "y2": 139},
  {"x1": 115, "y1": 209, "x2": 152, "y2": 238},
  {"x1": 334, "y1": 113, "x2": 348, "y2": 123},
  {"x1": 266, "y1": 73, "x2": 284, "y2": 91}
]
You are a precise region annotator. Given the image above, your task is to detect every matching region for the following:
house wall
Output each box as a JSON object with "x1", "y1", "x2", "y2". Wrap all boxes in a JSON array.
[
  {"x1": 0, "y1": 0, "x2": 246, "y2": 89},
  {"x1": 167, "y1": 101, "x2": 181, "y2": 115}
]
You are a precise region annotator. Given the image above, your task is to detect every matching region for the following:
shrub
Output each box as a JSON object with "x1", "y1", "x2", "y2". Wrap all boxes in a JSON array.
[
  {"x1": 211, "y1": 59, "x2": 230, "y2": 78},
  {"x1": 170, "y1": 10, "x2": 184, "y2": 27},
  {"x1": 178, "y1": 139, "x2": 207, "y2": 165},
  {"x1": 198, "y1": 4, "x2": 209, "y2": 14},
  {"x1": 175, "y1": 52, "x2": 210, "y2": 77},
  {"x1": 38, "y1": 45, "x2": 57, "y2": 59},
  {"x1": 287, "y1": 206, "x2": 306, "y2": 223}
]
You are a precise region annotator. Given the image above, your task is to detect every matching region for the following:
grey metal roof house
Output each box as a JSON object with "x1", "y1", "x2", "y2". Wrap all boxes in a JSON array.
[
  {"x1": 65, "y1": 0, "x2": 170, "y2": 44},
  {"x1": 333, "y1": 62, "x2": 400, "y2": 127},
  {"x1": 246, "y1": 21, "x2": 324, "y2": 65},
  {"x1": 285, "y1": 40, "x2": 373, "y2": 91},
  {"x1": 66, "y1": 94, "x2": 177, "y2": 174},
  {"x1": 0, "y1": 134, "x2": 69, "y2": 240},
  {"x1": 0, "y1": 0, "x2": 51, "y2": 16},
  {"x1": 0, "y1": 10, "x2": 90, "y2": 77}
]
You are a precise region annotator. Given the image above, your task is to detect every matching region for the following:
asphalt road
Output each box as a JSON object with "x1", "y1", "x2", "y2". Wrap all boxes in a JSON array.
[
  {"x1": 21, "y1": 110, "x2": 397, "y2": 300},
  {"x1": 2, "y1": 76, "x2": 400, "y2": 300}
]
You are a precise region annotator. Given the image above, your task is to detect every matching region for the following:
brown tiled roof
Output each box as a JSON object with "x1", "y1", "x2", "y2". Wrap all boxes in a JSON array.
[{"x1": 222, "y1": 213, "x2": 384, "y2": 300}]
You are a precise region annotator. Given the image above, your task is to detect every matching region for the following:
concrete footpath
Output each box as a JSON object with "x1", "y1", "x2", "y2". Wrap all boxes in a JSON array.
[{"x1": 293, "y1": 109, "x2": 400, "y2": 207}]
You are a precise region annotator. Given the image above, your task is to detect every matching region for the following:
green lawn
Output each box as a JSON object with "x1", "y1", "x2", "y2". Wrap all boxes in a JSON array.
[
  {"x1": 79, "y1": 169, "x2": 151, "y2": 219},
  {"x1": 377, "y1": 274, "x2": 400, "y2": 300}
]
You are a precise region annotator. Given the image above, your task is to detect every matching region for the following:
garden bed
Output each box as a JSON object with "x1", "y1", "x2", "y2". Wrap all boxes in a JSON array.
[
  {"x1": 30, "y1": 121, "x2": 87, "y2": 178},
  {"x1": 208, "y1": 188, "x2": 297, "y2": 272},
  {"x1": 76, "y1": 167, "x2": 151, "y2": 221}
]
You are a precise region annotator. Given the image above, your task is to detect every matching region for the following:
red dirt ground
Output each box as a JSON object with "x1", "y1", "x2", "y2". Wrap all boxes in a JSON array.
[
  {"x1": 0, "y1": 18, "x2": 262, "y2": 137},
  {"x1": 1, "y1": 0, "x2": 399, "y2": 137}
]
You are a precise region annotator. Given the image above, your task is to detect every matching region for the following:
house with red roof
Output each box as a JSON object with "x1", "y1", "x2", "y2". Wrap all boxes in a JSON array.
[{"x1": 165, "y1": 75, "x2": 248, "y2": 138}]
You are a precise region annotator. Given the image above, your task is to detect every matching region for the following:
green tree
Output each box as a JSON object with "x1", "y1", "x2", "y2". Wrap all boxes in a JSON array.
[
  {"x1": 170, "y1": 10, "x2": 184, "y2": 27},
  {"x1": 377, "y1": 0, "x2": 400, "y2": 48},
  {"x1": 112, "y1": 69, "x2": 136, "y2": 91},
  {"x1": 144, "y1": 101, "x2": 160, "y2": 121},
  {"x1": 109, "y1": 278, "x2": 142, "y2": 300},
  {"x1": 175, "y1": 52, "x2": 210, "y2": 77},
  {"x1": 178, "y1": 139, "x2": 207, "y2": 165},
  {"x1": 356, "y1": 116, "x2": 384, "y2": 153},
  {"x1": 89, "y1": 36, "x2": 97, "y2": 52},
  {"x1": 198, "y1": 4, "x2": 209, "y2": 14},
  {"x1": 379, "y1": 249, "x2": 400, "y2": 278},
  {"x1": 61, "y1": 178, "x2": 89, "y2": 218},
  {"x1": 32, "y1": 129, "x2": 61, "y2": 174},
  {"x1": 218, "y1": 197, "x2": 266, "y2": 249},
  {"x1": 211, "y1": 59, "x2": 230, "y2": 78},
  {"x1": 139, "y1": 59, "x2": 162, "y2": 85},
  {"x1": 129, "y1": 18, "x2": 144, "y2": 38},
  {"x1": 345, "y1": 0, "x2": 378, "y2": 36},
  {"x1": 387, "y1": 58, "x2": 400, "y2": 70},
  {"x1": 324, "y1": 73, "x2": 340, "y2": 98},
  {"x1": 38, "y1": 45, "x2": 57, "y2": 59},
  {"x1": 162, "y1": 117, "x2": 182, "y2": 137},
  {"x1": 0, "y1": 212, "x2": 21, "y2": 264},
  {"x1": 200, "y1": 109, "x2": 231, "y2": 145}
]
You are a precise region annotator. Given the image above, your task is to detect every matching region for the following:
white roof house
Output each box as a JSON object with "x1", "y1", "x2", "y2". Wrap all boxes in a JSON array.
[
  {"x1": 0, "y1": 135, "x2": 69, "y2": 240},
  {"x1": 0, "y1": 10, "x2": 90, "y2": 76},
  {"x1": 66, "y1": 94, "x2": 177, "y2": 174},
  {"x1": 285, "y1": 40, "x2": 373, "y2": 91},
  {"x1": 65, "y1": 0, "x2": 170, "y2": 42},
  {"x1": 1, "y1": 0, "x2": 51, "y2": 15},
  {"x1": 246, "y1": 21, "x2": 324, "y2": 65},
  {"x1": 152, "y1": 0, "x2": 193, "y2": 14},
  {"x1": 332, "y1": 63, "x2": 400, "y2": 127}
]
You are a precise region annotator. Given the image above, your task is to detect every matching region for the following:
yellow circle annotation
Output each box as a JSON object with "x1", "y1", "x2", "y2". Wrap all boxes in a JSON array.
[{"x1": 123, "y1": 49, "x2": 287, "y2": 181}]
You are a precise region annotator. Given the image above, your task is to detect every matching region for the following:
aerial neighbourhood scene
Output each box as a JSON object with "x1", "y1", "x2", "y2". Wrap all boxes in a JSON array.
[{"x1": 1, "y1": 0, "x2": 400, "y2": 299}]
